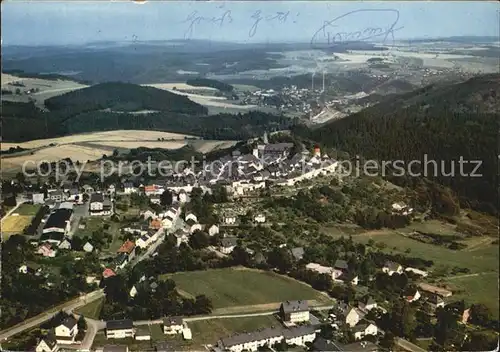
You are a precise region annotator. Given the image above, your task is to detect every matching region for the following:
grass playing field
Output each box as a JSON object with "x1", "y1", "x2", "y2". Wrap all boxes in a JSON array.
[
  {"x1": 1, "y1": 215, "x2": 32, "y2": 237},
  {"x1": 14, "y1": 204, "x2": 42, "y2": 216},
  {"x1": 161, "y1": 267, "x2": 332, "y2": 311}
]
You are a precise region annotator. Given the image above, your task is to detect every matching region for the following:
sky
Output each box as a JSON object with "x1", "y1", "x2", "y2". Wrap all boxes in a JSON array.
[{"x1": 1, "y1": 1, "x2": 499, "y2": 46}]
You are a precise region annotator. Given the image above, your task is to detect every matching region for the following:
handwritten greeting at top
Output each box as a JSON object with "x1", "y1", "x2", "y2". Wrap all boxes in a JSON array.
[{"x1": 179, "y1": 5, "x2": 403, "y2": 47}]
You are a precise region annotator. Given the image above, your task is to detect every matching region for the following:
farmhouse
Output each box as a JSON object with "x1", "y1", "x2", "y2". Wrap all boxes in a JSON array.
[
  {"x1": 106, "y1": 319, "x2": 135, "y2": 339},
  {"x1": 405, "y1": 267, "x2": 428, "y2": 277},
  {"x1": 163, "y1": 316, "x2": 184, "y2": 335},
  {"x1": 35, "y1": 334, "x2": 58, "y2": 352},
  {"x1": 426, "y1": 294, "x2": 446, "y2": 310},
  {"x1": 55, "y1": 315, "x2": 78, "y2": 344},
  {"x1": 279, "y1": 300, "x2": 310, "y2": 324},
  {"x1": 418, "y1": 283, "x2": 453, "y2": 297},
  {"x1": 382, "y1": 261, "x2": 404, "y2": 276}
]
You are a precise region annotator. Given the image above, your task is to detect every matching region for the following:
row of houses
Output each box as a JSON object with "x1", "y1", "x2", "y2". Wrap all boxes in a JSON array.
[
  {"x1": 218, "y1": 325, "x2": 316, "y2": 352},
  {"x1": 104, "y1": 317, "x2": 191, "y2": 341}
]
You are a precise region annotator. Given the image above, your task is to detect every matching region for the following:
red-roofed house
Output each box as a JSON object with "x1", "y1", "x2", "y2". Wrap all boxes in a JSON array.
[
  {"x1": 117, "y1": 240, "x2": 136, "y2": 260},
  {"x1": 103, "y1": 268, "x2": 116, "y2": 278}
]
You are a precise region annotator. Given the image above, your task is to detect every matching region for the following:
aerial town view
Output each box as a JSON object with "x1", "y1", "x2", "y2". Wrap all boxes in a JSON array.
[{"x1": 0, "y1": 1, "x2": 498, "y2": 352}]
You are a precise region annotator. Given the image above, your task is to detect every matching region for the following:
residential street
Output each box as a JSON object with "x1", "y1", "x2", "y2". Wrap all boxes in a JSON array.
[{"x1": 0, "y1": 290, "x2": 104, "y2": 342}]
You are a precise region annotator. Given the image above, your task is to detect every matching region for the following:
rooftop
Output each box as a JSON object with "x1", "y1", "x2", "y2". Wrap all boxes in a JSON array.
[
  {"x1": 106, "y1": 319, "x2": 133, "y2": 330},
  {"x1": 281, "y1": 300, "x2": 309, "y2": 313}
]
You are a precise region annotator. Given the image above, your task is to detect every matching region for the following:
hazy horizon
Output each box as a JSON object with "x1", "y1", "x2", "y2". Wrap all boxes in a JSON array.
[{"x1": 2, "y1": 1, "x2": 499, "y2": 46}]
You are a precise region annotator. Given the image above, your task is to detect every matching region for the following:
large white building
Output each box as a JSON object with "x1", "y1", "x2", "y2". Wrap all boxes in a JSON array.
[
  {"x1": 106, "y1": 319, "x2": 135, "y2": 339},
  {"x1": 279, "y1": 300, "x2": 310, "y2": 324},
  {"x1": 55, "y1": 316, "x2": 79, "y2": 344}
]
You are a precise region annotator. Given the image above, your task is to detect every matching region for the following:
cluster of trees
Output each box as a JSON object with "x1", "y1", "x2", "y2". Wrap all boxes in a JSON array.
[
  {"x1": 265, "y1": 182, "x2": 411, "y2": 228},
  {"x1": 186, "y1": 78, "x2": 234, "y2": 92},
  {"x1": 23, "y1": 205, "x2": 49, "y2": 236},
  {"x1": 296, "y1": 74, "x2": 499, "y2": 214},
  {"x1": 408, "y1": 231, "x2": 467, "y2": 251},
  {"x1": 0, "y1": 235, "x2": 96, "y2": 329},
  {"x1": 183, "y1": 187, "x2": 220, "y2": 224},
  {"x1": 100, "y1": 273, "x2": 213, "y2": 320},
  {"x1": 45, "y1": 82, "x2": 207, "y2": 115}
]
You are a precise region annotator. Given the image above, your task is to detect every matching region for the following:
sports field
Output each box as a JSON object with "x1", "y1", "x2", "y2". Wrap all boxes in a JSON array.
[
  {"x1": 1, "y1": 215, "x2": 32, "y2": 237},
  {"x1": 161, "y1": 267, "x2": 332, "y2": 311}
]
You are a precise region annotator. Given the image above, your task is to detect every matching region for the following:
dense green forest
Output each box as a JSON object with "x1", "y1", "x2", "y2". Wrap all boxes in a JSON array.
[
  {"x1": 3, "y1": 69, "x2": 92, "y2": 84},
  {"x1": 1, "y1": 86, "x2": 294, "y2": 141},
  {"x1": 44, "y1": 82, "x2": 208, "y2": 115},
  {"x1": 294, "y1": 74, "x2": 499, "y2": 214},
  {"x1": 186, "y1": 78, "x2": 234, "y2": 92}
]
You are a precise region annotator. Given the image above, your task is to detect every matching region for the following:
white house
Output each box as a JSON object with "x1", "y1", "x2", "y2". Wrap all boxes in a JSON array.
[
  {"x1": 207, "y1": 224, "x2": 219, "y2": 236},
  {"x1": 185, "y1": 213, "x2": 198, "y2": 223},
  {"x1": 353, "y1": 323, "x2": 378, "y2": 340},
  {"x1": 58, "y1": 238, "x2": 72, "y2": 250},
  {"x1": 178, "y1": 190, "x2": 188, "y2": 203},
  {"x1": 55, "y1": 316, "x2": 79, "y2": 344},
  {"x1": 253, "y1": 214, "x2": 266, "y2": 223},
  {"x1": 161, "y1": 215, "x2": 174, "y2": 229},
  {"x1": 89, "y1": 193, "x2": 113, "y2": 216},
  {"x1": 223, "y1": 214, "x2": 237, "y2": 225},
  {"x1": 32, "y1": 193, "x2": 45, "y2": 204},
  {"x1": 382, "y1": 261, "x2": 404, "y2": 276},
  {"x1": 129, "y1": 285, "x2": 138, "y2": 298},
  {"x1": 106, "y1": 319, "x2": 135, "y2": 339},
  {"x1": 83, "y1": 242, "x2": 94, "y2": 253},
  {"x1": 406, "y1": 289, "x2": 422, "y2": 303},
  {"x1": 35, "y1": 335, "x2": 58, "y2": 352},
  {"x1": 163, "y1": 316, "x2": 184, "y2": 335},
  {"x1": 189, "y1": 223, "x2": 203, "y2": 234},
  {"x1": 280, "y1": 300, "x2": 310, "y2": 324},
  {"x1": 344, "y1": 307, "x2": 364, "y2": 327}
]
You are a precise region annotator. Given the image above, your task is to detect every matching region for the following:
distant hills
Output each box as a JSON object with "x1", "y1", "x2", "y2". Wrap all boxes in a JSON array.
[
  {"x1": 44, "y1": 82, "x2": 208, "y2": 115},
  {"x1": 295, "y1": 73, "x2": 499, "y2": 213},
  {"x1": 1, "y1": 80, "x2": 294, "y2": 142}
]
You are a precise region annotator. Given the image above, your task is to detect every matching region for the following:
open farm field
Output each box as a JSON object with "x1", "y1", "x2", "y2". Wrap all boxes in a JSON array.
[
  {"x1": 1, "y1": 130, "x2": 195, "y2": 150},
  {"x1": 161, "y1": 267, "x2": 331, "y2": 310},
  {"x1": 143, "y1": 82, "x2": 218, "y2": 91},
  {"x1": 1, "y1": 144, "x2": 111, "y2": 170},
  {"x1": 440, "y1": 272, "x2": 499, "y2": 318},
  {"x1": 1, "y1": 73, "x2": 88, "y2": 104}
]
